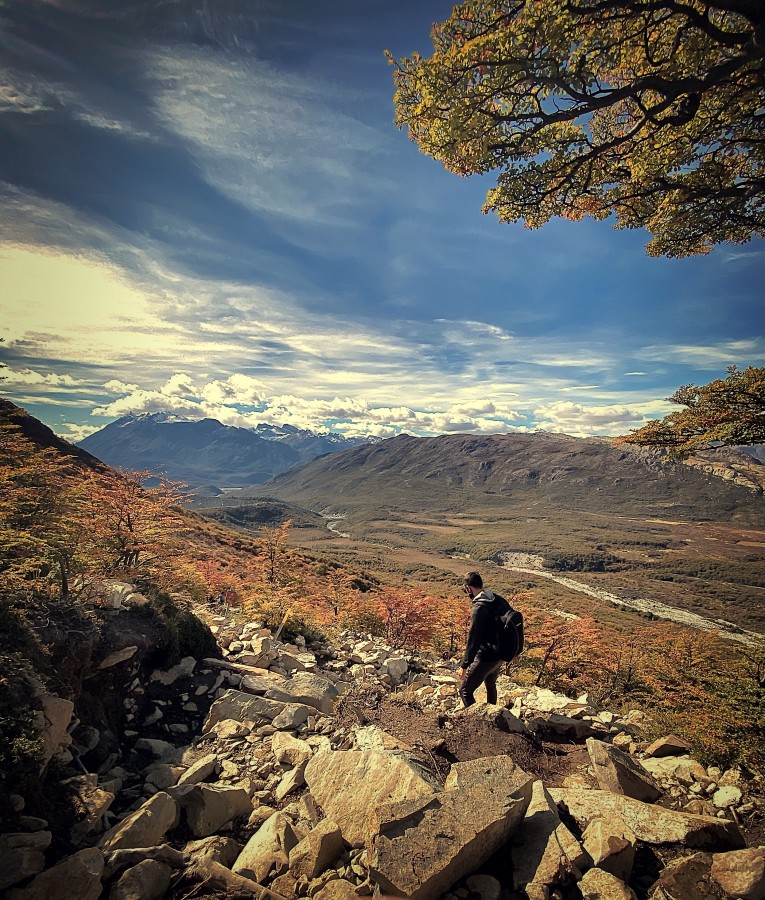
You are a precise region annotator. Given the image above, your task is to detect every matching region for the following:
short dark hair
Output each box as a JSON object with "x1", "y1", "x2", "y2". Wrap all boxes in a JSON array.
[{"x1": 464, "y1": 571, "x2": 483, "y2": 589}]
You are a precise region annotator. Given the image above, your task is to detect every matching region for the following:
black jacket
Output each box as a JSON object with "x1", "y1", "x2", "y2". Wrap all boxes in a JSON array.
[{"x1": 461, "y1": 590, "x2": 501, "y2": 668}]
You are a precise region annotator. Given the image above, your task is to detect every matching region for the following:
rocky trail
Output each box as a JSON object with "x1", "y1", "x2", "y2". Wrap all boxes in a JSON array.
[{"x1": 2, "y1": 582, "x2": 764, "y2": 900}]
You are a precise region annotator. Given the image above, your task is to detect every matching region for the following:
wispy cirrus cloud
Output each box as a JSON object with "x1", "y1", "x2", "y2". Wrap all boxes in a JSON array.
[{"x1": 637, "y1": 340, "x2": 762, "y2": 368}]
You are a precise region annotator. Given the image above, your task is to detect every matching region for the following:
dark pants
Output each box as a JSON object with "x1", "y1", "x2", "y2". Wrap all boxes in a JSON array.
[{"x1": 459, "y1": 658, "x2": 504, "y2": 707}]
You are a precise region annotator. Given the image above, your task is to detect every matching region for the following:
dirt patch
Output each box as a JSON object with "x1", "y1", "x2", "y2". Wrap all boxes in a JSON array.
[{"x1": 335, "y1": 686, "x2": 588, "y2": 786}]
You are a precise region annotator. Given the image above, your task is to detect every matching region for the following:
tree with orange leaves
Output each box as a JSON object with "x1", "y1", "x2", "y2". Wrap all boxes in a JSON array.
[
  {"x1": 378, "y1": 588, "x2": 441, "y2": 650},
  {"x1": 524, "y1": 613, "x2": 603, "y2": 690},
  {"x1": 85, "y1": 469, "x2": 186, "y2": 576},
  {"x1": 0, "y1": 424, "x2": 91, "y2": 598}
]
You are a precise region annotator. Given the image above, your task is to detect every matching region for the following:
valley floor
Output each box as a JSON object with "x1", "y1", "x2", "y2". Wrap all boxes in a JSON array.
[{"x1": 288, "y1": 511, "x2": 765, "y2": 643}]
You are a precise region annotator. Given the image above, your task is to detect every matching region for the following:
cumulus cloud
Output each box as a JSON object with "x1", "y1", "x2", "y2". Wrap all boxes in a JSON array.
[
  {"x1": 1, "y1": 367, "x2": 84, "y2": 387},
  {"x1": 104, "y1": 379, "x2": 139, "y2": 393},
  {"x1": 201, "y1": 374, "x2": 267, "y2": 406},
  {"x1": 533, "y1": 401, "x2": 644, "y2": 436},
  {"x1": 58, "y1": 421, "x2": 102, "y2": 442},
  {"x1": 87, "y1": 375, "x2": 531, "y2": 437},
  {"x1": 92, "y1": 388, "x2": 202, "y2": 418},
  {"x1": 161, "y1": 373, "x2": 196, "y2": 396}
]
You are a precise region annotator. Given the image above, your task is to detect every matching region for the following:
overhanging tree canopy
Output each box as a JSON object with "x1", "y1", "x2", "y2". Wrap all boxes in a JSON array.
[
  {"x1": 619, "y1": 366, "x2": 765, "y2": 456},
  {"x1": 388, "y1": 1, "x2": 765, "y2": 256}
]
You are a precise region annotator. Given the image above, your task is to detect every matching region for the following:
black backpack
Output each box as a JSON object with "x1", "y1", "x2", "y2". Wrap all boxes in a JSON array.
[{"x1": 492, "y1": 594, "x2": 524, "y2": 662}]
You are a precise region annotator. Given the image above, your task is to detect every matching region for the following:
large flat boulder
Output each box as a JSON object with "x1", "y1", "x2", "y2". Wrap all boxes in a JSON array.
[
  {"x1": 550, "y1": 789, "x2": 744, "y2": 849},
  {"x1": 267, "y1": 672, "x2": 339, "y2": 714},
  {"x1": 203, "y1": 689, "x2": 285, "y2": 731},
  {"x1": 0, "y1": 832, "x2": 52, "y2": 891},
  {"x1": 109, "y1": 859, "x2": 172, "y2": 900},
  {"x1": 711, "y1": 847, "x2": 765, "y2": 900},
  {"x1": 304, "y1": 749, "x2": 438, "y2": 847},
  {"x1": 369, "y1": 755, "x2": 533, "y2": 900},
  {"x1": 35, "y1": 692, "x2": 74, "y2": 769}
]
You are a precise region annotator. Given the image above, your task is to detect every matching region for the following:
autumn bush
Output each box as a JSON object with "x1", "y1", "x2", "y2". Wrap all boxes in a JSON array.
[{"x1": 517, "y1": 607, "x2": 765, "y2": 770}]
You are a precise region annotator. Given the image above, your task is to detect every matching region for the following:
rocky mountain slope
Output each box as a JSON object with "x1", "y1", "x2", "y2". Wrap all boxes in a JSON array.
[
  {"x1": 2, "y1": 585, "x2": 763, "y2": 900},
  {"x1": 262, "y1": 432, "x2": 765, "y2": 525},
  {"x1": 1, "y1": 398, "x2": 108, "y2": 473},
  {"x1": 77, "y1": 414, "x2": 372, "y2": 489}
]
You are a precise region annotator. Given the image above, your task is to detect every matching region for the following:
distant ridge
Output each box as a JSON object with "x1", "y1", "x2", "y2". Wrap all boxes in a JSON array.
[
  {"x1": 0, "y1": 398, "x2": 108, "y2": 473},
  {"x1": 78, "y1": 412, "x2": 373, "y2": 488},
  {"x1": 262, "y1": 431, "x2": 765, "y2": 525}
]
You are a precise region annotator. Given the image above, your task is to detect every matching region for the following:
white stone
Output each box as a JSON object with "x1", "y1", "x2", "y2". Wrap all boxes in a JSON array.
[
  {"x1": 713, "y1": 785, "x2": 743, "y2": 808},
  {"x1": 578, "y1": 867, "x2": 637, "y2": 900},
  {"x1": 150, "y1": 656, "x2": 196, "y2": 686},
  {"x1": 34, "y1": 692, "x2": 74, "y2": 770},
  {"x1": 711, "y1": 847, "x2": 765, "y2": 900},
  {"x1": 98, "y1": 647, "x2": 139, "y2": 670},
  {"x1": 177, "y1": 754, "x2": 218, "y2": 786},
  {"x1": 386, "y1": 657, "x2": 408, "y2": 679}
]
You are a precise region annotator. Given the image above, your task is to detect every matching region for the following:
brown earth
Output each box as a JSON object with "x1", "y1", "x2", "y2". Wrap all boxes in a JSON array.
[{"x1": 334, "y1": 685, "x2": 589, "y2": 787}]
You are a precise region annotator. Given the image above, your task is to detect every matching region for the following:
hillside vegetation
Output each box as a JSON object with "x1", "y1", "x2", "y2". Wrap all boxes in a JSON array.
[{"x1": 265, "y1": 432, "x2": 765, "y2": 523}]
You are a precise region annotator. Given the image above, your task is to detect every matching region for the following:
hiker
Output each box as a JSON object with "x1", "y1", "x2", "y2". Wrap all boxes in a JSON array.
[{"x1": 458, "y1": 570, "x2": 504, "y2": 707}]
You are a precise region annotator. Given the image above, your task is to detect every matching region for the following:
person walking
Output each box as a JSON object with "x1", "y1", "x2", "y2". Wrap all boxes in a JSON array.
[{"x1": 458, "y1": 571, "x2": 504, "y2": 707}]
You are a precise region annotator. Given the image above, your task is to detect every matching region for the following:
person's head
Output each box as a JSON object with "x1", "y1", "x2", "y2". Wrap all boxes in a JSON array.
[{"x1": 463, "y1": 571, "x2": 482, "y2": 596}]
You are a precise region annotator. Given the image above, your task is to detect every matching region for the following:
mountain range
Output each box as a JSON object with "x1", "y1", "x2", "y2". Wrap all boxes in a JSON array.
[
  {"x1": 77, "y1": 413, "x2": 373, "y2": 489},
  {"x1": 259, "y1": 431, "x2": 765, "y2": 526}
]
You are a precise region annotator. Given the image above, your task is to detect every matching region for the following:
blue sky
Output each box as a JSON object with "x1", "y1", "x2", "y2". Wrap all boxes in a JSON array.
[{"x1": 1, "y1": 0, "x2": 762, "y2": 443}]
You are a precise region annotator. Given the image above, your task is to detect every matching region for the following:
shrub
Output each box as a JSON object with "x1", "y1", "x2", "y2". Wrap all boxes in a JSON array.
[
  {"x1": 0, "y1": 598, "x2": 46, "y2": 821},
  {"x1": 141, "y1": 585, "x2": 218, "y2": 665}
]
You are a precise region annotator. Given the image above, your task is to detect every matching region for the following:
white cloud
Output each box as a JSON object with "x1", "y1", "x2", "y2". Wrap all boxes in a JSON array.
[
  {"x1": 200, "y1": 374, "x2": 268, "y2": 406},
  {"x1": 1, "y1": 367, "x2": 84, "y2": 387},
  {"x1": 638, "y1": 340, "x2": 762, "y2": 368},
  {"x1": 58, "y1": 421, "x2": 102, "y2": 442},
  {"x1": 147, "y1": 48, "x2": 388, "y2": 227},
  {"x1": 161, "y1": 373, "x2": 196, "y2": 396},
  {"x1": 533, "y1": 401, "x2": 644, "y2": 436},
  {"x1": 87, "y1": 375, "x2": 531, "y2": 437},
  {"x1": 435, "y1": 319, "x2": 514, "y2": 342},
  {"x1": 104, "y1": 379, "x2": 139, "y2": 393},
  {"x1": 92, "y1": 389, "x2": 203, "y2": 418}
]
